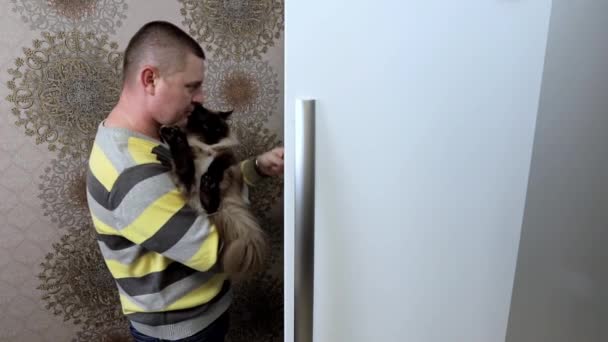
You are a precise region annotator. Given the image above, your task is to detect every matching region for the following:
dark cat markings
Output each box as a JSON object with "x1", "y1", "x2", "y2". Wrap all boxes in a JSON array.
[{"x1": 160, "y1": 105, "x2": 268, "y2": 276}]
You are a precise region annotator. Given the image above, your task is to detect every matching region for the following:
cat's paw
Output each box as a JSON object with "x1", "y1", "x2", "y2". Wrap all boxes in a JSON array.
[
  {"x1": 201, "y1": 172, "x2": 220, "y2": 191},
  {"x1": 200, "y1": 173, "x2": 221, "y2": 213},
  {"x1": 159, "y1": 126, "x2": 183, "y2": 144},
  {"x1": 153, "y1": 148, "x2": 173, "y2": 169}
]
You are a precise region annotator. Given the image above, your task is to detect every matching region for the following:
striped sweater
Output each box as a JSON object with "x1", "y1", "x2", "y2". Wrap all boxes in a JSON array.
[{"x1": 86, "y1": 122, "x2": 264, "y2": 339}]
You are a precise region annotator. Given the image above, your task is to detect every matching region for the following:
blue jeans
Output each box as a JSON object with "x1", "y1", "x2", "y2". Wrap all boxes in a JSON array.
[{"x1": 129, "y1": 312, "x2": 229, "y2": 342}]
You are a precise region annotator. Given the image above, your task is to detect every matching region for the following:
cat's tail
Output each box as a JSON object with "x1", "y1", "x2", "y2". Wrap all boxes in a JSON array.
[
  {"x1": 222, "y1": 227, "x2": 269, "y2": 276},
  {"x1": 214, "y1": 190, "x2": 269, "y2": 276}
]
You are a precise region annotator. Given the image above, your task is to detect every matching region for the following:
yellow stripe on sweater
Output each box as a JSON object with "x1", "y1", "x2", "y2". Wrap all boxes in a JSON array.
[
  {"x1": 106, "y1": 252, "x2": 173, "y2": 279},
  {"x1": 128, "y1": 137, "x2": 162, "y2": 165},
  {"x1": 165, "y1": 274, "x2": 227, "y2": 311},
  {"x1": 119, "y1": 274, "x2": 227, "y2": 314},
  {"x1": 91, "y1": 213, "x2": 120, "y2": 235},
  {"x1": 89, "y1": 143, "x2": 118, "y2": 191},
  {"x1": 184, "y1": 227, "x2": 220, "y2": 272},
  {"x1": 119, "y1": 189, "x2": 184, "y2": 244}
]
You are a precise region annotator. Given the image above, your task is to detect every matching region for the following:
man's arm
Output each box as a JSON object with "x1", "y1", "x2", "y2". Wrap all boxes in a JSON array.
[
  {"x1": 90, "y1": 145, "x2": 285, "y2": 274},
  {"x1": 240, "y1": 147, "x2": 284, "y2": 187},
  {"x1": 88, "y1": 162, "x2": 220, "y2": 273}
]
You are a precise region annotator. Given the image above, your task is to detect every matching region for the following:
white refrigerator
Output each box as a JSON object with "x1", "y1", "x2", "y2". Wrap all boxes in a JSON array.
[{"x1": 283, "y1": 1, "x2": 553, "y2": 341}]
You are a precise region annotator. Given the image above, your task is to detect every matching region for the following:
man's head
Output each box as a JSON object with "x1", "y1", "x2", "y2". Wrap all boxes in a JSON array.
[{"x1": 122, "y1": 21, "x2": 206, "y2": 126}]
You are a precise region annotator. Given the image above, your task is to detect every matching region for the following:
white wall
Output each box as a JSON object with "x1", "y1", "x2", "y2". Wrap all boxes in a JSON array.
[{"x1": 506, "y1": 2, "x2": 608, "y2": 341}]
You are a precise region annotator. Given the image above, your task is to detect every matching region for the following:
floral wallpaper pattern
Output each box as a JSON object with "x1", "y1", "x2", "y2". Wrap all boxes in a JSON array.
[
  {"x1": 10, "y1": 0, "x2": 128, "y2": 34},
  {"x1": 0, "y1": 1, "x2": 284, "y2": 341},
  {"x1": 178, "y1": 0, "x2": 284, "y2": 60}
]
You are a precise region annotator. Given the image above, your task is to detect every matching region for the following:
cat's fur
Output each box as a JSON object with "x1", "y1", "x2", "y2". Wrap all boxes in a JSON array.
[{"x1": 159, "y1": 105, "x2": 268, "y2": 276}]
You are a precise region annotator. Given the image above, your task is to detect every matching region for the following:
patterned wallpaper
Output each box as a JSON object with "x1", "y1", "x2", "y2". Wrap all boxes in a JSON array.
[{"x1": 0, "y1": 1, "x2": 284, "y2": 341}]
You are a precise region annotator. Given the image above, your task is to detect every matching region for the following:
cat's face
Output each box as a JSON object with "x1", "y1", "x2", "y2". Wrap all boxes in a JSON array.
[{"x1": 186, "y1": 104, "x2": 233, "y2": 145}]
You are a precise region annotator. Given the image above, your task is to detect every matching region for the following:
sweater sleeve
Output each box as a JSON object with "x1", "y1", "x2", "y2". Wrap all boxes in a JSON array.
[
  {"x1": 87, "y1": 139, "x2": 220, "y2": 273},
  {"x1": 240, "y1": 157, "x2": 268, "y2": 187}
]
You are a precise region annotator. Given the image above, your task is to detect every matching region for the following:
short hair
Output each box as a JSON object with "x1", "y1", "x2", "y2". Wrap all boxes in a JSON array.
[{"x1": 122, "y1": 21, "x2": 205, "y2": 84}]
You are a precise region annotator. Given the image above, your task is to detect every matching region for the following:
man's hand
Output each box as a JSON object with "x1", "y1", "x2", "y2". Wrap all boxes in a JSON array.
[{"x1": 256, "y1": 147, "x2": 284, "y2": 177}]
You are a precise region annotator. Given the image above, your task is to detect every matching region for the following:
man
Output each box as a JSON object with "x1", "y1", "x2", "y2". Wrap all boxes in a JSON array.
[{"x1": 86, "y1": 21, "x2": 283, "y2": 341}]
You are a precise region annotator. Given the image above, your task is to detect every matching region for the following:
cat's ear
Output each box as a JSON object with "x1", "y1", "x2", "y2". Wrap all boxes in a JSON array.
[{"x1": 219, "y1": 110, "x2": 233, "y2": 120}]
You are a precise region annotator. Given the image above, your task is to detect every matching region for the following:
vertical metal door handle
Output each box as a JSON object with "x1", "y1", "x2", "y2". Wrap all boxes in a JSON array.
[{"x1": 294, "y1": 99, "x2": 316, "y2": 342}]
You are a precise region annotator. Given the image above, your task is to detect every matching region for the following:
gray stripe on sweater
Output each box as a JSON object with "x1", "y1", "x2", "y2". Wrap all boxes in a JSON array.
[
  {"x1": 129, "y1": 289, "x2": 232, "y2": 340},
  {"x1": 87, "y1": 172, "x2": 179, "y2": 231},
  {"x1": 97, "y1": 240, "x2": 146, "y2": 264},
  {"x1": 118, "y1": 274, "x2": 226, "y2": 312}
]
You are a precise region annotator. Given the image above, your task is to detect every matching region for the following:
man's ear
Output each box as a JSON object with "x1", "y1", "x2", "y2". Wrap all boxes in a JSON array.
[
  {"x1": 141, "y1": 66, "x2": 158, "y2": 95},
  {"x1": 219, "y1": 110, "x2": 233, "y2": 120}
]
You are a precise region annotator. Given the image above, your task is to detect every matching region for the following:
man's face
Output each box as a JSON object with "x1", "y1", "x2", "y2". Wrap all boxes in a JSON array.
[{"x1": 153, "y1": 53, "x2": 205, "y2": 126}]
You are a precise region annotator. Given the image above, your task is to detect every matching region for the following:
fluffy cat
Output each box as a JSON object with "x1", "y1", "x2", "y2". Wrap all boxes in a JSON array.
[{"x1": 159, "y1": 104, "x2": 268, "y2": 276}]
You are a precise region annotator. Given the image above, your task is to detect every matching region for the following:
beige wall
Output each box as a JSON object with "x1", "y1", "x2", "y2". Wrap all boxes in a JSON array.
[{"x1": 0, "y1": 1, "x2": 284, "y2": 341}]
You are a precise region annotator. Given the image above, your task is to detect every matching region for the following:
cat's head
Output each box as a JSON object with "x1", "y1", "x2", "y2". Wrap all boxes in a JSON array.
[{"x1": 186, "y1": 104, "x2": 233, "y2": 145}]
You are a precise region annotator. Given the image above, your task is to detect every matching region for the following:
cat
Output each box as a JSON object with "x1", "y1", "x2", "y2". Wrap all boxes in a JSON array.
[{"x1": 159, "y1": 104, "x2": 269, "y2": 276}]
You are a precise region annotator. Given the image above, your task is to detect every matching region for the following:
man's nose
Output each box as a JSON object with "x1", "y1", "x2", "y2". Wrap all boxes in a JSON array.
[{"x1": 192, "y1": 87, "x2": 205, "y2": 104}]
